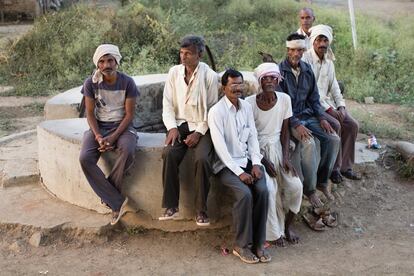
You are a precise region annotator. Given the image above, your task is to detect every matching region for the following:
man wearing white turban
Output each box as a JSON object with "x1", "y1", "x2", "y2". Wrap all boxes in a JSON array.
[
  {"x1": 79, "y1": 44, "x2": 139, "y2": 225},
  {"x1": 278, "y1": 33, "x2": 340, "y2": 210},
  {"x1": 303, "y1": 25, "x2": 361, "y2": 183},
  {"x1": 246, "y1": 62, "x2": 303, "y2": 246}
]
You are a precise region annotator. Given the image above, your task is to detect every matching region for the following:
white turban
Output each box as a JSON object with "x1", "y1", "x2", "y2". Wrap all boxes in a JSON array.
[
  {"x1": 254, "y1": 62, "x2": 283, "y2": 85},
  {"x1": 309, "y1": 24, "x2": 336, "y2": 61},
  {"x1": 92, "y1": 44, "x2": 122, "y2": 67},
  {"x1": 92, "y1": 44, "x2": 122, "y2": 83},
  {"x1": 309, "y1": 24, "x2": 333, "y2": 46}
]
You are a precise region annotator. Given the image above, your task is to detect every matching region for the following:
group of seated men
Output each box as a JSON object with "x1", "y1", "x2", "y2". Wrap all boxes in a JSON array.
[{"x1": 79, "y1": 7, "x2": 360, "y2": 264}]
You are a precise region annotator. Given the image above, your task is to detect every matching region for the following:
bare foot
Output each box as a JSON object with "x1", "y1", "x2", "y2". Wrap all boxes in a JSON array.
[
  {"x1": 308, "y1": 193, "x2": 324, "y2": 208},
  {"x1": 285, "y1": 227, "x2": 300, "y2": 244},
  {"x1": 275, "y1": 237, "x2": 286, "y2": 247},
  {"x1": 317, "y1": 186, "x2": 335, "y2": 201}
]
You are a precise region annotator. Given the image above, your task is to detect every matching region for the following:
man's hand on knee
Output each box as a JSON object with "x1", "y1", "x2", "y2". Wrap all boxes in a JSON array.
[
  {"x1": 295, "y1": 124, "x2": 313, "y2": 141},
  {"x1": 184, "y1": 132, "x2": 201, "y2": 148},
  {"x1": 239, "y1": 172, "x2": 254, "y2": 185},
  {"x1": 320, "y1": 119, "x2": 335, "y2": 134},
  {"x1": 165, "y1": 128, "x2": 180, "y2": 146},
  {"x1": 251, "y1": 165, "x2": 263, "y2": 181}
]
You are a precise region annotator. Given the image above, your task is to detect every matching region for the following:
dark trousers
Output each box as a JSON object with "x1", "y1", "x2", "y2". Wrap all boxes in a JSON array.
[
  {"x1": 79, "y1": 129, "x2": 136, "y2": 211},
  {"x1": 217, "y1": 164, "x2": 268, "y2": 248},
  {"x1": 324, "y1": 110, "x2": 359, "y2": 172},
  {"x1": 162, "y1": 123, "x2": 213, "y2": 213}
]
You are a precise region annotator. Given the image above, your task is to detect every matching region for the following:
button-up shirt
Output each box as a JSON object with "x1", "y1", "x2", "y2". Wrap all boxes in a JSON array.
[
  {"x1": 302, "y1": 48, "x2": 345, "y2": 110},
  {"x1": 162, "y1": 62, "x2": 218, "y2": 135},
  {"x1": 208, "y1": 96, "x2": 263, "y2": 176},
  {"x1": 277, "y1": 58, "x2": 324, "y2": 128}
]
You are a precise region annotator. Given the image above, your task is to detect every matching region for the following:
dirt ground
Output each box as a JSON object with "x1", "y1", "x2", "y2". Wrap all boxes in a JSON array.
[
  {"x1": 0, "y1": 0, "x2": 413, "y2": 275},
  {"x1": 0, "y1": 161, "x2": 413, "y2": 275}
]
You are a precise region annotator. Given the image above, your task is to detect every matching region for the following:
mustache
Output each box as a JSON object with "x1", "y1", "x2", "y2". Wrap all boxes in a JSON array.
[{"x1": 318, "y1": 46, "x2": 327, "y2": 50}]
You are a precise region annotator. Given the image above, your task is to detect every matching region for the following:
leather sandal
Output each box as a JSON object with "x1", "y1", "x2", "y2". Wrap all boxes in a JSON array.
[{"x1": 341, "y1": 169, "x2": 361, "y2": 180}]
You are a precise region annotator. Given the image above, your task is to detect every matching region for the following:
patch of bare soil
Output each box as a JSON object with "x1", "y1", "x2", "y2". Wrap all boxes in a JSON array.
[
  {"x1": 347, "y1": 99, "x2": 414, "y2": 141},
  {"x1": 0, "y1": 161, "x2": 412, "y2": 275}
]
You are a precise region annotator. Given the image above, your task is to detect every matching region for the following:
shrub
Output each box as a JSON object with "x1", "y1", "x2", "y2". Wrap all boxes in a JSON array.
[{"x1": 0, "y1": 0, "x2": 413, "y2": 105}]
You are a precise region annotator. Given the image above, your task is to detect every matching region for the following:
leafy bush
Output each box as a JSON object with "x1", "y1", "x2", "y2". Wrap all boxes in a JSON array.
[{"x1": 0, "y1": 0, "x2": 413, "y2": 105}]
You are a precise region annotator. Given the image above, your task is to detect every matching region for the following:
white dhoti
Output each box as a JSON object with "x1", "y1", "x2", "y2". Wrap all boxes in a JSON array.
[{"x1": 260, "y1": 137, "x2": 303, "y2": 241}]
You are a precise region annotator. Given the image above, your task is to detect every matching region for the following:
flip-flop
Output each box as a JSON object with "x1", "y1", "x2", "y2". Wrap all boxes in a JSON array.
[
  {"x1": 322, "y1": 211, "x2": 339, "y2": 227},
  {"x1": 110, "y1": 197, "x2": 129, "y2": 226},
  {"x1": 302, "y1": 212, "x2": 327, "y2": 231}
]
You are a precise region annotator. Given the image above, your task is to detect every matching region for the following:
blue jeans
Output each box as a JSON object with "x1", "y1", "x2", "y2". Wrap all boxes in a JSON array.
[{"x1": 291, "y1": 117, "x2": 340, "y2": 196}]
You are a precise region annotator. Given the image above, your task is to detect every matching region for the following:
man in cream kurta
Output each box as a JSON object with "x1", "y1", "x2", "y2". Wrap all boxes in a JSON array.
[
  {"x1": 302, "y1": 24, "x2": 360, "y2": 183},
  {"x1": 160, "y1": 35, "x2": 218, "y2": 226},
  {"x1": 246, "y1": 63, "x2": 303, "y2": 245}
]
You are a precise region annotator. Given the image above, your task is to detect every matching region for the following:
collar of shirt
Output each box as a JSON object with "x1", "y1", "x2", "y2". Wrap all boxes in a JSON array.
[
  {"x1": 223, "y1": 95, "x2": 241, "y2": 111},
  {"x1": 310, "y1": 48, "x2": 327, "y2": 64},
  {"x1": 179, "y1": 62, "x2": 200, "y2": 86}
]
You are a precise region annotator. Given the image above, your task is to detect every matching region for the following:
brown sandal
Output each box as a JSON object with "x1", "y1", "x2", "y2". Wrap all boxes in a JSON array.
[{"x1": 302, "y1": 212, "x2": 327, "y2": 231}]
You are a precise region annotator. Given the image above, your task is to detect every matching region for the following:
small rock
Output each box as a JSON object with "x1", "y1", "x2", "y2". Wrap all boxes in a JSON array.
[
  {"x1": 354, "y1": 227, "x2": 364, "y2": 233},
  {"x1": 364, "y1": 97, "x2": 375, "y2": 104},
  {"x1": 29, "y1": 231, "x2": 45, "y2": 247}
]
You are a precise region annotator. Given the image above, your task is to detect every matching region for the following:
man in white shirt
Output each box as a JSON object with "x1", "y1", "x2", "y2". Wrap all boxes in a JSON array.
[
  {"x1": 160, "y1": 35, "x2": 218, "y2": 226},
  {"x1": 303, "y1": 25, "x2": 360, "y2": 183},
  {"x1": 208, "y1": 69, "x2": 270, "y2": 264}
]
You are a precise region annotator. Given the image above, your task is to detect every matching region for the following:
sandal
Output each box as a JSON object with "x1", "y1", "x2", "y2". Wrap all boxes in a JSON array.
[
  {"x1": 330, "y1": 171, "x2": 343, "y2": 184},
  {"x1": 322, "y1": 211, "x2": 338, "y2": 227},
  {"x1": 256, "y1": 248, "x2": 272, "y2": 263},
  {"x1": 110, "y1": 197, "x2": 129, "y2": 225},
  {"x1": 158, "y1": 207, "x2": 179, "y2": 221},
  {"x1": 195, "y1": 211, "x2": 210, "y2": 226},
  {"x1": 302, "y1": 212, "x2": 327, "y2": 231},
  {"x1": 232, "y1": 247, "x2": 259, "y2": 264},
  {"x1": 341, "y1": 169, "x2": 361, "y2": 180}
]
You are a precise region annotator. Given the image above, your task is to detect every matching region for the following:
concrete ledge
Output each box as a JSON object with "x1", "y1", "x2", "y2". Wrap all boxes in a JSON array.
[
  {"x1": 44, "y1": 72, "x2": 259, "y2": 128},
  {"x1": 37, "y1": 118, "x2": 233, "y2": 231}
]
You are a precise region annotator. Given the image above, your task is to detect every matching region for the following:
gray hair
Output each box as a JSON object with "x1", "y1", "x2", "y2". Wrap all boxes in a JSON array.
[{"x1": 180, "y1": 35, "x2": 205, "y2": 54}]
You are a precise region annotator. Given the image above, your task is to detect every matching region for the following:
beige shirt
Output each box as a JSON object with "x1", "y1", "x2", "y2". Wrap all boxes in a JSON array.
[
  {"x1": 302, "y1": 48, "x2": 345, "y2": 110},
  {"x1": 162, "y1": 62, "x2": 218, "y2": 135}
]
